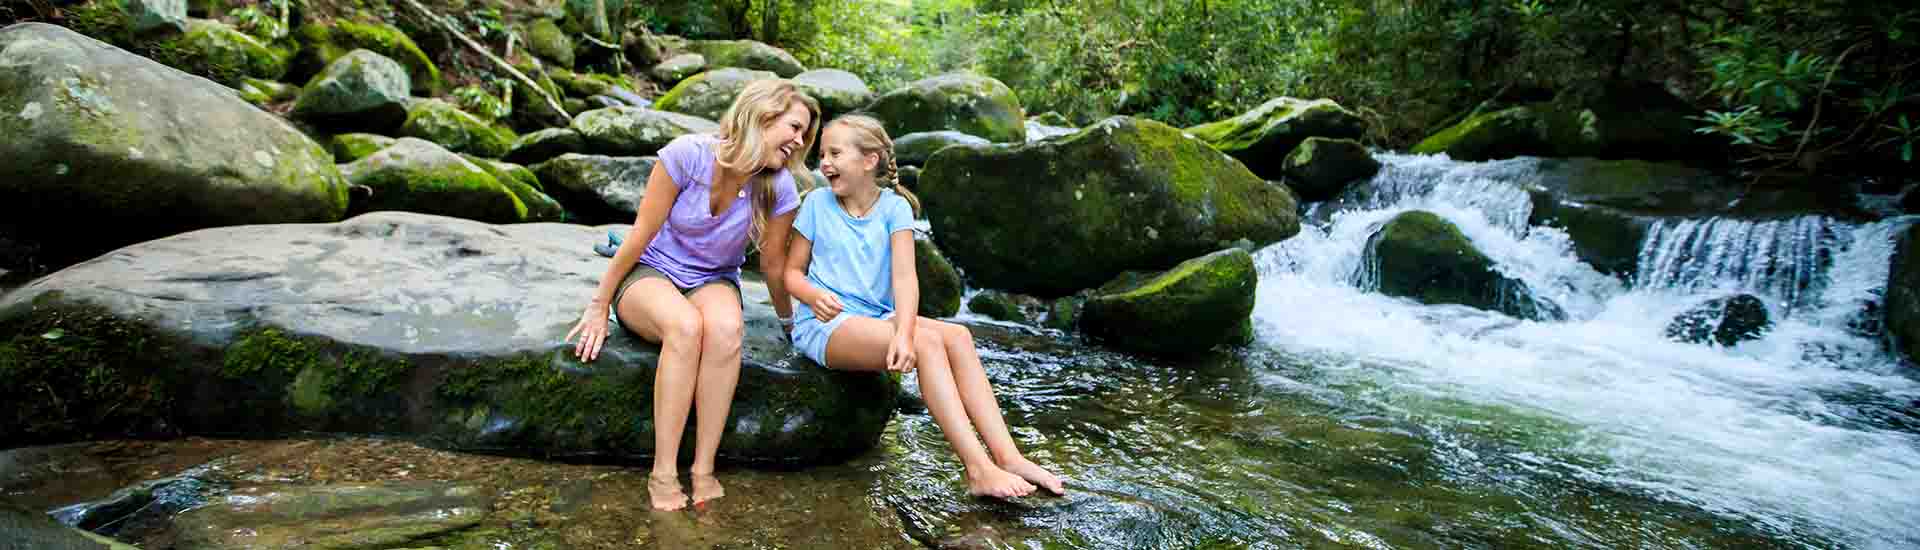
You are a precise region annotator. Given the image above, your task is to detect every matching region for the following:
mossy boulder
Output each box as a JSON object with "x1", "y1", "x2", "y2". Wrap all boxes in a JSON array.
[
  {"x1": 330, "y1": 133, "x2": 397, "y2": 162},
  {"x1": 234, "y1": 77, "x2": 297, "y2": 106},
  {"x1": 895, "y1": 131, "x2": 989, "y2": 167},
  {"x1": 687, "y1": 39, "x2": 804, "y2": 77},
  {"x1": 1025, "y1": 119, "x2": 1076, "y2": 142},
  {"x1": 865, "y1": 72, "x2": 1025, "y2": 143},
  {"x1": 1045, "y1": 294, "x2": 1087, "y2": 331},
  {"x1": 505, "y1": 60, "x2": 569, "y2": 132},
  {"x1": 919, "y1": 116, "x2": 1300, "y2": 297},
  {"x1": 339, "y1": 138, "x2": 528, "y2": 224},
  {"x1": 291, "y1": 49, "x2": 412, "y2": 133},
  {"x1": 1664, "y1": 294, "x2": 1771, "y2": 347},
  {"x1": 525, "y1": 18, "x2": 574, "y2": 68},
  {"x1": 550, "y1": 68, "x2": 632, "y2": 99},
  {"x1": 1081, "y1": 248, "x2": 1257, "y2": 356},
  {"x1": 0, "y1": 501, "x2": 140, "y2": 550},
  {"x1": 464, "y1": 155, "x2": 565, "y2": 223},
  {"x1": 623, "y1": 27, "x2": 665, "y2": 69},
  {"x1": 504, "y1": 128, "x2": 587, "y2": 166},
  {"x1": 792, "y1": 68, "x2": 873, "y2": 119},
  {"x1": 966, "y1": 290, "x2": 1037, "y2": 324},
  {"x1": 1281, "y1": 137, "x2": 1379, "y2": 202},
  {"x1": 571, "y1": 106, "x2": 718, "y2": 156},
  {"x1": 1184, "y1": 97, "x2": 1365, "y2": 181},
  {"x1": 530, "y1": 154, "x2": 656, "y2": 224},
  {"x1": 172, "y1": 482, "x2": 488, "y2": 549},
  {"x1": 650, "y1": 53, "x2": 706, "y2": 85},
  {"x1": 897, "y1": 165, "x2": 921, "y2": 191},
  {"x1": 144, "y1": 18, "x2": 289, "y2": 87},
  {"x1": 1363, "y1": 211, "x2": 1560, "y2": 320},
  {"x1": 400, "y1": 98, "x2": 517, "y2": 159},
  {"x1": 1885, "y1": 223, "x2": 1920, "y2": 365},
  {"x1": 0, "y1": 211, "x2": 898, "y2": 465},
  {"x1": 0, "y1": 22, "x2": 348, "y2": 274},
  {"x1": 118, "y1": 0, "x2": 188, "y2": 34},
  {"x1": 656, "y1": 67, "x2": 778, "y2": 121},
  {"x1": 916, "y1": 234, "x2": 963, "y2": 318},
  {"x1": 1414, "y1": 82, "x2": 1721, "y2": 165},
  {"x1": 292, "y1": 19, "x2": 441, "y2": 95}
]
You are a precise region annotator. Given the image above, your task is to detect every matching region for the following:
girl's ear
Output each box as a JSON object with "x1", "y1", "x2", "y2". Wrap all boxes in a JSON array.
[{"x1": 863, "y1": 151, "x2": 880, "y2": 173}]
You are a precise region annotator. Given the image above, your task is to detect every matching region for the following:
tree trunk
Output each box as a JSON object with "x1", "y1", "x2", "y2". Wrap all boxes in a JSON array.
[{"x1": 762, "y1": 0, "x2": 780, "y2": 44}]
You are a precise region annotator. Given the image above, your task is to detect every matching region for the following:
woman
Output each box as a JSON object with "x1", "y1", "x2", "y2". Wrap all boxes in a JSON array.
[{"x1": 566, "y1": 79, "x2": 819, "y2": 511}]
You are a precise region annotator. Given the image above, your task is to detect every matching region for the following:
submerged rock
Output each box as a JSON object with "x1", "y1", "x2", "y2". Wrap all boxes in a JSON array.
[
  {"x1": 1185, "y1": 97, "x2": 1365, "y2": 181},
  {"x1": 1664, "y1": 294, "x2": 1772, "y2": 346},
  {"x1": 171, "y1": 482, "x2": 488, "y2": 550},
  {"x1": 0, "y1": 22, "x2": 347, "y2": 274},
  {"x1": 966, "y1": 290, "x2": 1037, "y2": 324},
  {"x1": 1363, "y1": 211, "x2": 1562, "y2": 320},
  {"x1": 0, "y1": 501, "x2": 139, "y2": 550},
  {"x1": 919, "y1": 116, "x2": 1299, "y2": 297},
  {"x1": 865, "y1": 73, "x2": 1026, "y2": 143},
  {"x1": 1082, "y1": 248, "x2": 1257, "y2": 356},
  {"x1": 0, "y1": 212, "x2": 898, "y2": 465},
  {"x1": 1886, "y1": 223, "x2": 1920, "y2": 365}
]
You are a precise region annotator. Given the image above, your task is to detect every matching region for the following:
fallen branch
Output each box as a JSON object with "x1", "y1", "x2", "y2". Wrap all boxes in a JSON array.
[{"x1": 394, "y1": 0, "x2": 571, "y2": 123}]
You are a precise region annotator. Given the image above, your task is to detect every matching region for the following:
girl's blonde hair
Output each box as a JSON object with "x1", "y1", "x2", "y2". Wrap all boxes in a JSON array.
[
  {"x1": 714, "y1": 79, "x2": 821, "y2": 246},
  {"x1": 823, "y1": 114, "x2": 923, "y2": 218}
]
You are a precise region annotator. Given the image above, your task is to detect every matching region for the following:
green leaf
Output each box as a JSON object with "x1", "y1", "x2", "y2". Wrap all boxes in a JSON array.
[{"x1": 41, "y1": 328, "x2": 63, "y2": 340}]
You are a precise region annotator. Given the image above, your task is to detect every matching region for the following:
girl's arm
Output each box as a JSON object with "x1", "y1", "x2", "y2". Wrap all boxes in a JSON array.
[
  {"x1": 759, "y1": 209, "x2": 797, "y2": 328},
  {"x1": 783, "y1": 231, "x2": 843, "y2": 321},
  {"x1": 886, "y1": 230, "x2": 919, "y2": 372}
]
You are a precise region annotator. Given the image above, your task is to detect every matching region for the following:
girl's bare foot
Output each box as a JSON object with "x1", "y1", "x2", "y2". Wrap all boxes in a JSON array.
[
  {"x1": 965, "y1": 465, "x2": 1036, "y2": 499},
  {"x1": 690, "y1": 472, "x2": 725, "y2": 507},
  {"x1": 649, "y1": 472, "x2": 688, "y2": 511},
  {"x1": 999, "y1": 458, "x2": 1065, "y2": 495}
]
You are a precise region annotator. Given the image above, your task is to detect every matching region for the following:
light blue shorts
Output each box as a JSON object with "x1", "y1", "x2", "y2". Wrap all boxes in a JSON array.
[{"x1": 791, "y1": 306, "x2": 892, "y2": 368}]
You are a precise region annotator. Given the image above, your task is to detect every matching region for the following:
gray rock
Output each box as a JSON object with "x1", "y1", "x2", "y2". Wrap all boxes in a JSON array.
[
  {"x1": 504, "y1": 128, "x2": 587, "y2": 166},
  {"x1": 650, "y1": 53, "x2": 706, "y2": 85},
  {"x1": 865, "y1": 72, "x2": 1026, "y2": 143},
  {"x1": 655, "y1": 67, "x2": 778, "y2": 121},
  {"x1": 792, "y1": 68, "x2": 873, "y2": 119},
  {"x1": 531, "y1": 153, "x2": 656, "y2": 224},
  {"x1": 292, "y1": 49, "x2": 412, "y2": 133},
  {"x1": 895, "y1": 131, "x2": 989, "y2": 167},
  {"x1": 570, "y1": 105, "x2": 717, "y2": 156}
]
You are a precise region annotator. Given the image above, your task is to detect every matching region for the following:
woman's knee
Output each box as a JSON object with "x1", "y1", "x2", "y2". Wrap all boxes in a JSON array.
[
  {"x1": 659, "y1": 310, "x2": 704, "y2": 349},
  {"x1": 701, "y1": 312, "x2": 743, "y2": 353}
]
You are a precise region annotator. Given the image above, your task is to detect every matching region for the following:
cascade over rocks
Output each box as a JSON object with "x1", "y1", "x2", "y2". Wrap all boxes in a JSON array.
[
  {"x1": 1363, "y1": 210, "x2": 1562, "y2": 321},
  {"x1": 0, "y1": 212, "x2": 898, "y2": 466},
  {"x1": 0, "y1": 22, "x2": 347, "y2": 274},
  {"x1": 918, "y1": 116, "x2": 1299, "y2": 296}
]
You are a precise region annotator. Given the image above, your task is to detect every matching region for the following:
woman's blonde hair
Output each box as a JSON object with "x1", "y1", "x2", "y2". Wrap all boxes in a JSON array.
[
  {"x1": 823, "y1": 114, "x2": 923, "y2": 218},
  {"x1": 714, "y1": 79, "x2": 821, "y2": 246}
]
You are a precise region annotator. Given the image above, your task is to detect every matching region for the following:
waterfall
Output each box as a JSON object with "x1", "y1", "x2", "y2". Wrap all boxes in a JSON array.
[{"x1": 1252, "y1": 152, "x2": 1920, "y2": 550}]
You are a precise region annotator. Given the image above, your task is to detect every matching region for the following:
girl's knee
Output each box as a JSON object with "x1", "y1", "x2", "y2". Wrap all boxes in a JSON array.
[{"x1": 915, "y1": 326, "x2": 946, "y2": 352}]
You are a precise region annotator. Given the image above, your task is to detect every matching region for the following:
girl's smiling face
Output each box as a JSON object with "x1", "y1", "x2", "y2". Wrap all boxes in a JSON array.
[{"x1": 817, "y1": 124, "x2": 878, "y2": 196}]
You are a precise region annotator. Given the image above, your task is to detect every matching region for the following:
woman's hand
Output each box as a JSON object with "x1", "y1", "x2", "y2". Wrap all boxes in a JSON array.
[
  {"x1": 565, "y1": 302, "x2": 611, "y2": 362},
  {"x1": 886, "y1": 328, "x2": 916, "y2": 373},
  {"x1": 808, "y1": 293, "x2": 844, "y2": 322}
]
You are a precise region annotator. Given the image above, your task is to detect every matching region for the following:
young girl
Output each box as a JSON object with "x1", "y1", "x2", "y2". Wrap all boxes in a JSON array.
[
  {"x1": 565, "y1": 79, "x2": 819, "y2": 511},
  {"x1": 782, "y1": 114, "x2": 1065, "y2": 499}
]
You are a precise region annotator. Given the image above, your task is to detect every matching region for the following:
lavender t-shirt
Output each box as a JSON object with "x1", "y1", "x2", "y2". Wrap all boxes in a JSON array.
[{"x1": 637, "y1": 133, "x2": 801, "y2": 288}]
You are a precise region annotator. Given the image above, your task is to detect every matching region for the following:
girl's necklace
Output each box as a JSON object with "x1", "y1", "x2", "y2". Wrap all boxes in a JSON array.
[{"x1": 844, "y1": 190, "x2": 881, "y2": 219}]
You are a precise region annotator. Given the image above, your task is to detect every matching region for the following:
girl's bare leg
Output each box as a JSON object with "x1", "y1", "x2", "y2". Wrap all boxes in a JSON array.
[
  {"x1": 616, "y1": 278, "x2": 704, "y2": 511},
  {"x1": 685, "y1": 284, "x2": 744, "y2": 506},
  {"x1": 824, "y1": 316, "x2": 1035, "y2": 498},
  {"x1": 922, "y1": 318, "x2": 1065, "y2": 495}
]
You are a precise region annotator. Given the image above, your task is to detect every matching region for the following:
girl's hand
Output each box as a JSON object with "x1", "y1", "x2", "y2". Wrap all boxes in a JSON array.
[
  {"x1": 565, "y1": 302, "x2": 611, "y2": 362},
  {"x1": 808, "y1": 293, "x2": 844, "y2": 321},
  {"x1": 886, "y1": 328, "x2": 916, "y2": 373}
]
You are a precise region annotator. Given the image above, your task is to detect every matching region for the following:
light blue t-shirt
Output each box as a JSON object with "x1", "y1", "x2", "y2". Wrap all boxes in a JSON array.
[{"x1": 793, "y1": 188, "x2": 917, "y2": 320}]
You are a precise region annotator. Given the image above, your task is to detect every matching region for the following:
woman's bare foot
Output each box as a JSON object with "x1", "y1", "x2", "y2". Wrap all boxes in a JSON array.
[
  {"x1": 649, "y1": 472, "x2": 688, "y2": 511},
  {"x1": 965, "y1": 465, "x2": 1036, "y2": 499},
  {"x1": 690, "y1": 472, "x2": 725, "y2": 507},
  {"x1": 999, "y1": 458, "x2": 1065, "y2": 495}
]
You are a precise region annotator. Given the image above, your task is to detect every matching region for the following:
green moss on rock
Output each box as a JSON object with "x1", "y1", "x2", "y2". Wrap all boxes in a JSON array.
[
  {"x1": 525, "y1": 18, "x2": 574, "y2": 68},
  {"x1": 1281, "y1": 136, "x2": 1380, "y2": 201},
  {"x1": 865, "y1": 72, "x2": 1025, "y2": 143},
  {"x1": 341, "y1": 138, "x2": 528, "y2": 223},
  {"x1": 144, "y1": 18, "x2": 288, "y2": 87},
  {"x1": 402, "y1": 98, "x2": 518, "y2": 159},
  {"x1": 330, "y1": 133, "x2": 397, "y2": 162},
  {"x1": 1184, "y1": 97, "x2": 1365, "y2": 181},
  {"x1": 0, "y1": 296, "x2": 176, "y2": 446},
  {"x1": 914, "y1": 236, "x2": 963, "y2": 318},
  {"x1": 1081, "y1": 248, "x2": 1257, "y2": 356},
  {"x1": 655, "y1": 67, "x2": 778, "y2": 121},
  {"x1": 504, "y1": 128, "x2": 587, "y2": 166},
  {"x1": 294, "y1": 19, "x2": 442, "y2": 95},
  {"x1": 464, "y1": 155, "x2": 566, "y2": 222},
  {"x1": 687, "y1": 39, "x2": 804, "y2": 77}
]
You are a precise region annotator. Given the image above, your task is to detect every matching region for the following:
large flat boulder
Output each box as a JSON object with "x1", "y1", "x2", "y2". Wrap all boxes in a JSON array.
[
  {"x1": 0, "y1": 212, "x2": 898, "y2": 466},
  {"x1": 0, "y1": 22, "x2": 347, "y2": 274},
  {"x1": 918, "y1": 116, "x2": 1299, "y2": 297}
]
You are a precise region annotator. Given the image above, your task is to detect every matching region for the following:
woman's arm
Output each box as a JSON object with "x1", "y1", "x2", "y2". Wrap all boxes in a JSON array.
[
  {"x1": 886, "y1": 230, "x2": 919, "y2": 372},
  {"x1": 759, "y1": 209, "x2": 797, "y2": 324}
]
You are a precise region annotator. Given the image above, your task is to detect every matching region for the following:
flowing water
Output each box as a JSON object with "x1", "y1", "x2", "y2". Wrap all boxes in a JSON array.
[{"x1": 5, "y1": 154, "x2": 1919, "y2": 549}]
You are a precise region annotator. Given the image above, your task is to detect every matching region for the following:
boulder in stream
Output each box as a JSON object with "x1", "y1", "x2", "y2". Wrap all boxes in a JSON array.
[
  {"x1": 1363, "y1": 210, "x2": 1562, "y2": 321},
  {"x1": 1081, "y1": 248, "x2": 1258, "y2": 356}
]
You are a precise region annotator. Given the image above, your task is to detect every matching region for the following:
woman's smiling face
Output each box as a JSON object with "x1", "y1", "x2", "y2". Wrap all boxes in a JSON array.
[{"x1": 761, "y1": 101, "x2": 812, "y2": 169}]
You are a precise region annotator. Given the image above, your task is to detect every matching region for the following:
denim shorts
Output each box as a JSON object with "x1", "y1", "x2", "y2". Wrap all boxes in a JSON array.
[{"x1": 790, "y1": 306, "x2": 892, "y2": 368}]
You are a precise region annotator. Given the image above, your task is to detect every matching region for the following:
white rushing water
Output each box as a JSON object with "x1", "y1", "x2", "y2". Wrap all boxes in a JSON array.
[{"x1": 1253, "y1": 153, "x2": 1920, "y2": 549}]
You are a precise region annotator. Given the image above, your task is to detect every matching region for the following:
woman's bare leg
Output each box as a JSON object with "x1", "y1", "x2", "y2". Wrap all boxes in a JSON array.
[
  {"x1": 922, "y1": 318, "x2": 1065, "y2": 495},
  {"x1": 685, "y1": 284, "x2": 744, "y2": 506},
  {"x1": 824, "y1": 316, "x2": 1035, "y2": 498},
  {"x1": 616, "y1": 278, "x2": 704, "y2": 511}
]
